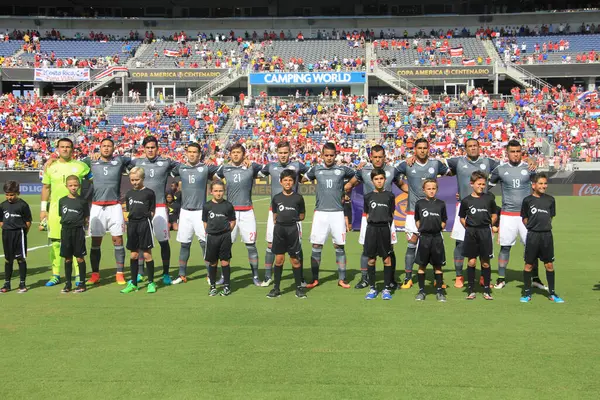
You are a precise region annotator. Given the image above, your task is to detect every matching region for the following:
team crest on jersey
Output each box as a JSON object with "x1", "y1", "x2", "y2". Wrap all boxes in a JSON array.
[
  {"x1": 62, "y1": 206, "x2": 68, "y2": 214},
  {"x1": 480, "y1": 164, "x2": 486, "y2": 170},
  {"x1": 288, "y1": 165, "x2": 296, "y2": 170},
  {"x1": 428, "y1": 167, "x2": 435, "y2": 174},
  {"x1": 385, "y1": 170, "x2": 391, "y2": 177},
  {"x1": 72, "y1": 167, "x2": 78, "y2": 172},
  {"x1": 521, "y1": 169, "x2": 528, "y2": 176},
  {"x1": 111, "y1": 160, "x2": 118, "y2": 165},
  {"x1": 157, "y1": 161, "x2": 164, "y2": 167},
  {"x1": 334, "y1": 169, "x2": 341, "y2": 176},
  {"x1": 197, "y1": 167, "x2": 204, "y2": 172}
]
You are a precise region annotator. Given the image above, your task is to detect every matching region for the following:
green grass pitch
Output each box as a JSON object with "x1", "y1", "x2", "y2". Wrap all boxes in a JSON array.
[{"x1": 1, "y1": 194, "x2": 600, "y2": 399}]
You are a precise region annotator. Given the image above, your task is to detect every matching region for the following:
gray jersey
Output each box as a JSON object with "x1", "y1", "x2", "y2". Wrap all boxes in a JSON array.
[
  {"x1": 490, "y1": 161, "x2": 536, "y2": 212},
  {"x1": 355, "y1": 164, "x2": 400, "y2": 194},
  {"x1": 447, "y1": 156, "x2": 499, "y2": 201},
  {"x1": 130, "y1": 157, "x2": 179, "y2": 205},
  {"x1": 216, "y1": 163, "x2": 262, "y2": 209},
  {"x1": 261, "y1": 161, "x2": 308, "y2": 198},
  {"x1": 395, "y1": 159, "x2": 449, "y2": 212},
  {"x1": 172, "y1": 163, "x2": 219, "y2": 210},
  {"x1": 306, "y1": 164, "x2": 355, "y2": 212},
  {"x1": 84, "y1": 156, "x2": 131, "y2": 204}
]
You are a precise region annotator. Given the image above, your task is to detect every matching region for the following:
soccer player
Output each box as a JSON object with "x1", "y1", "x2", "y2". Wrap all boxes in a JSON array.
[
  {"x1": 120, "y1": 167, "x2": 157, "y2": 294},
  {"x1": 395, "y1": 138, "x2": 448, "y2": 289},
  {"x1": 40, "y1": 138, "x2": 91, "y2": 286},
  {"x1": 520, "y1": 173, "x2": 564, "y2": 303},
  {"x1": 215, "y1": 143, "x2": 262, "y2": 286},
  {"x1": 203, "y1": 181, "x2": 236, "y2": 297},
  {"x1": 490, "y1": 139, "x2": 546, "y2": 290},
  {"x1": 83, "y1": 138, "x2": 131, "y2": 285},
  {"x1": 58, "y1": 176, "x2": 90, "y2": 293},
  {"x1": 172, "y1": 143, "x2": 220, "y2": 284},
  {"x1": 362, "y1": 168, "x2": 396, "y2": 300},
  {"x1": 129, "y1": 136, "x2": 180, "y2": 285},
  {"x1": 303, "y1": 142, "x2": 355, "y2": 289},
  {"x1": 459, "y1": 171, "x2": 498, "y2": 300},
  {"x1": 0, "y1": 181, "x2": 32, "y2": 293},
  {"x1": 445, "y1": 138, "x2": 500, "y2": 288},
  {"x1": 259, "y1": 141, "x2": 308, "y2": 287},
  {"x1": 344, "y1": 144, "x2": 403, "y2": 289},
  {"x1": 414, "y1": 179, "x2": 448, "y2": 302},
  {"x1": 266, "y1": 170, "x2": 306, "y2": 299}
]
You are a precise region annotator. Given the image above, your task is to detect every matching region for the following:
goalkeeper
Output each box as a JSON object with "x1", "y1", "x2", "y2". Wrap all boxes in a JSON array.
[{"x1": 40, "y1": 138, "x2": 91, "y2": 286}]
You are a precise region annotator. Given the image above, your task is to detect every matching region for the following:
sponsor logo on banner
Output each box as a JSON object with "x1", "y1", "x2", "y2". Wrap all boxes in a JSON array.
[
  {"x1": 249, "y1": 72, "x2": 366, "y2": 85},
  {"x1": 395, "y1": 66, "x2": 492, "y2": 78},
  {"x1": 34, "y1": 68, "x2": 90, "y2": 82},
  {"x1": 573, "y1": 184, "x2": 600, "y2": 196},
  {"x1": 19, "y1": 183, "x2": 43, "y2": 194}
]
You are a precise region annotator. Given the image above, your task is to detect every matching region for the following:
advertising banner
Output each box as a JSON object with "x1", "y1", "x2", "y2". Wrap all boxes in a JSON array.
[
  {"x1": 129, "y1": 69, "x2": 223, "y2": 82},
  {"x1": 351, "y1": 176, "x2": 458, "y2": 232},
  {"x1": 19, "y1": 183, "x2": 43, "y2": 194},
  {"x1": 572, "y1": 184, "x2": 600, "y2": 196},
  {"x1": 249, "y1": 72, "x2": 366, "y2": 85},
  {"x1": 34, "y1": 68, "x2": 90, "y2": 82},
  {"x1": 393, "y1": 66, "x2": 493, "y2": 79}
]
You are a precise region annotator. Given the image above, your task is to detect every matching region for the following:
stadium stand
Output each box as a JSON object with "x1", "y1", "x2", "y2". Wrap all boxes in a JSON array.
[{"x1": 374, "y1": 38, "x2": 489, "y2": 66}]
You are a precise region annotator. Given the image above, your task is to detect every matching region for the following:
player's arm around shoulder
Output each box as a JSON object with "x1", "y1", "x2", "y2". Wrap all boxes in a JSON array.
[{"x1": 298, "y1": 193, "x2": 306, "y2": 221}]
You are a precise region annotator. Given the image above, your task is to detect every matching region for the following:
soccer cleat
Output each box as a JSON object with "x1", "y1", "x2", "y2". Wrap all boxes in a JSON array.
[
  {"x1": 483, "y1": 292, "x2": 494, "y2": 300},
  {"x1": 120, "y1": 282, "x2": 138, "y2": 294},
  {"x1": 454, "y1": 276, "x2": 464, "y2": 289},
  {"x1": 45, "y1": 275, "x2": 60, "y2": 287},
  {"x1": 300, "y1": 280, "x2": 308, "y2": 288},
  {"x1": 86, "y1": 272, "x2": 100, "y2": 285},
  {"x1": 436, "y1": 292, "x2": 447, "y2": 302},
  {"x1": 354, "y1": 279, "x2": 369, "y2": 289},
  {"x1": 1, "y1": 283, "x2": 10, "y2": 293},
  {"x1": 520, "y1": 295, "x2": 532, "y2": 303},
  {"x1": 172, "y1": 276, "x2": 187, "y2": 285},
  {"x1": 401, "y1": 279, "x2": 413, "y2": 289},
  {"x1": 479, "y1": 276, "x2": 485, "y2": 287},
  {"x1": 306, "y1": 280, "x2": 319, "y2": 289},
  {"x1": 73, "y1": 286, "x2": 87, "y2": 293},
  {"x1": 61, "y1": 285, "x2": 71, "y2": 294},
  {"x1": 17, "y1": 285, "x2": 28, "y2": 294},
  {"x1": 137, "y1": 274, "x2": 145, "y2": 283},
  {"x1": 466, "y1": 292, "x2": 476, "y2": 300},
  {"x1": 338, "y1": 280, "x2": 351, "y2": 289},
  {"x1": 266, "y1": 288, "x2": 281, "y2": 298},
  {"x1": 147, "y1": 282, "x2": 157, "y2": 293},
  {"x1": 381, "y1": 289, "x2": 392, "y2": 300},
  {"x1": 415, "y1": 291, "x2": 426, "y2": 301},
  {"x1": 116, "y1": 272, "x2": 127, "y2": 285},
  {"x1": 162, "y1": 274, "x2": 172, "y2": 285},
  {"x1": 220, "y1": 286, "x2": 232, "y2": 297},
  {"x1": 252, "y1": 277, "x2": 262, "y2": 287},
  {"x1": 295, "y1": 287, "x2": 307, "y2": 299},
  {"x1": 260, "y1": 278, "x2": 274, "y2": 287},
  {"x1": 548, "y1": 293, "x2": 565, "y2": 303},
  {"x1": 216, "y1": 276, "x2": 225, "y2": 285},
  {"x1": 494, "y1": 279, "x2": 506, "y2": 289},
  {"x1": 433, "y1": 280, "x2": 447, "y2": 289},
  {"x1": 365, "y1": 289, "x2": 378, "y2": 300},
  {"x1": 532, "y1": 279, "x2": 549, "y2": 292},
  {"x1": 209, "y1": 287, "x2": 218, "y2": 296}
]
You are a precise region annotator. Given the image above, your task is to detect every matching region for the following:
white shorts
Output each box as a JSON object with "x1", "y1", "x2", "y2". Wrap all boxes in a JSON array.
[
  {"x1": 231, "y1": 209, "x2": 257, "y2": 244},
  {"x1": 404, "y1": 213, "x2": 419, "y2": 239},
  {"x1": 266, "y1": 209, "x2": 302, "y2": 242},
  {"x1": 359, "y1": 214, "x2": 397, "y2": 245},
  {"x1": 152, "y1": 206, "x2": 170, "y2": 242},
  {"x1": 176, "y1": 209, "x2": 206, "y2": 243},
  {"x1": 450, "y1": 204, "x2": 465, "y2": 241},
  {"x1": 89, "y1": 204, "x2": 125, "y2": 237},
  {"x1": 499, "y1": 213, "x2": 527, "y2": 247},
  {"x1": 310, "y1": 211, "x2": 346, "y2": 245}
]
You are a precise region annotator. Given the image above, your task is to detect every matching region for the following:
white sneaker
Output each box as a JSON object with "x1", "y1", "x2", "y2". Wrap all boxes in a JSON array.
[
  {"x1": 172, "y1": 276, "x2": 186, "y2": 285},
  {"x1": 300, "y1": 281, "x2": 308, "y2": 288},
  {"x1": 261, "y1": 278, "x2": 273, "y2": 287},
  {"x1": 493, "y1": 280, "x2": 506, "y2": 289},
  {"x1": 532, "y1": 280, "x2": 549, "y2": 292}
]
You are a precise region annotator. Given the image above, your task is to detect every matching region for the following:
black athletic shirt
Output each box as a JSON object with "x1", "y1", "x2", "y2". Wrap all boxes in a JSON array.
[
  {"x1": 0, "y1": 199, "x2": 32, "y2": 230},
  {"x1": 202, "y1": 199, "x2": 236, "y2": 234},
  {"x1": 271, "y1": 192, "x2": 305, "y2": 226},
  {"x1": 364, "y1": 190, "x2": 395, "y2": 225},
  {"x1": 167, "y1": 202, "x2": 181, "y2": 224},
  {"x1": 58, "y1": 196, "x2": 89, "y2": 228},
  {"x1": 414, "y1": 198, "x2": 447, "y2": 234},
  {"x1": 520, "y1": 194, "x2": 555, "y2": 232},
  {"x1": 125, "y1": 188, "x2": 156, "y2": 221},
  {"x1": 459, "y1": 193, "x2": 497, "y2": 228}
]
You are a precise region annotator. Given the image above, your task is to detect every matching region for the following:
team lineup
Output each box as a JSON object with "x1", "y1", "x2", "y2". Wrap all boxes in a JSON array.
[{"x1": 0, "y1": 136, "x2": 564, "y2": 303}]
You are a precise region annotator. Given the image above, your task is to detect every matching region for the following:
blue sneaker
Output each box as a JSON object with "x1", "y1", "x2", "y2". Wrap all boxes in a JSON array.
[
  {"x1": 162, "y1": 274, "x2": 172, "y2": 285},
  {"x1": 45, "y1": 275, "x2": 60, "y2": 287},
  {"x1": 381, "y1": 289, "x2": 392, "y2": 300},
  {"x1": 137, "y1": 274, "x2": 145, "y2": 283},
  {"x1": 520, "y1": 295, "x2": 532, "y2": 303},
  {"x1": 548, "y1": 294, "x2": 565, "y2": 303},
  {"x1": 365, "y1": 289, "x2": 378, "y2": 300}
]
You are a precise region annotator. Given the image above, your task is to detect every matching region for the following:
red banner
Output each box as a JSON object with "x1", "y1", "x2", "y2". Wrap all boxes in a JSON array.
[{"x1": 573, "y1": 184, "x2": 600, "y2": 196}]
